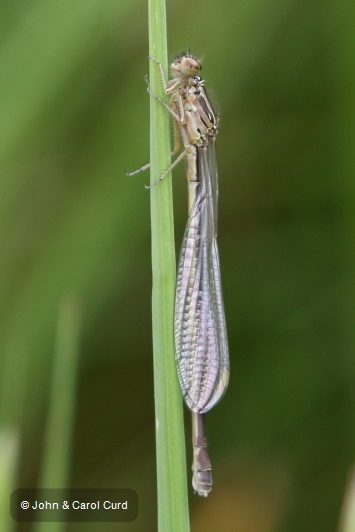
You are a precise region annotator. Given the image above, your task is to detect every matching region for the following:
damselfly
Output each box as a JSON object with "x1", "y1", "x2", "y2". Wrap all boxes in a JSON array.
[{"x1": 129, "y1": 53, "x2": 229, "y2": 496}]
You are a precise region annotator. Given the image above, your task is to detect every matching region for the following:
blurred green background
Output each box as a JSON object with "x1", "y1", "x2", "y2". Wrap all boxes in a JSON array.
[{"x1": 1, "y1": 0, "x2": 354, "y2": 531}]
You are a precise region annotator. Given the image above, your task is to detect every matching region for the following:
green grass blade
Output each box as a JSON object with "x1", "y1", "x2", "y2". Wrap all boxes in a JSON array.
[
  {"x1": 0, "y1": 343, "x2": 27, "y2": 532},
  {"x1": 148, "y1": 0, "x2": 190, "y2": 529},
  {"x1": 0, "y1": 429, "x2": 20, "y2": 532},
  {"x1": 35, "y1": 295, "x2": 82, "y2": 532}
]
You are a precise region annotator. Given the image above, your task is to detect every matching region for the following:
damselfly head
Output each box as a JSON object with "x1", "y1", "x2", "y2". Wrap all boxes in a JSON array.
[{"x1": 171, "y1": 54, "x2": 201, "y2": 78}]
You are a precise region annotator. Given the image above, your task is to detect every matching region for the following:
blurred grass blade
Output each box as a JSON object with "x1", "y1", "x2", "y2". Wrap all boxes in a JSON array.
[
  {"x1": 35, "y1": 295, "x2": 82, "y2": 532},
  {"x1": 0, "y1": 342, "x2": 27, "y2": 532},
  {"x1": 338, "y1": 466, "x2": 355, "y2": 532},
  {"x1": 0, "y1": 429, "x2": 20, "y2": 532},
  {"x1": 148, "y1": 0, "x2": 190, "y2": 529}
]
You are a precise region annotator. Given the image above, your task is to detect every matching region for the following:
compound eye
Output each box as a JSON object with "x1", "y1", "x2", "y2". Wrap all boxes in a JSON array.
[{"x1": 181, "y1": 57, "x2": 201, "y2": 76}]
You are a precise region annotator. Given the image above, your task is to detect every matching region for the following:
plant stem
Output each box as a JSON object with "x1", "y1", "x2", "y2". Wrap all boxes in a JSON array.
[{"x1": 148, "y1": 0, "x2": 190, "y2": 529}]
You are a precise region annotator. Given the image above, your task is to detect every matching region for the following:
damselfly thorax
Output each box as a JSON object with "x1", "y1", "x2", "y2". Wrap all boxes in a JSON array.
[{"x1": 170, "y1": 75, "x2": 218, "y2": 149}]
